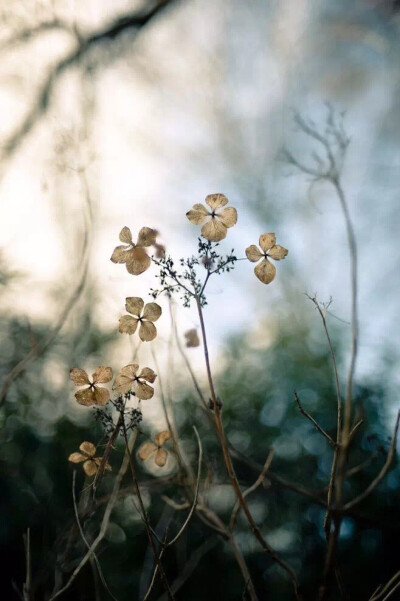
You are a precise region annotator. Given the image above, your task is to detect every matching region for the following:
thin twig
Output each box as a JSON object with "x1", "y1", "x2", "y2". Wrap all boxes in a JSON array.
[{"x1": 294, "y1": 391, "x2": 336, "y2": 448}]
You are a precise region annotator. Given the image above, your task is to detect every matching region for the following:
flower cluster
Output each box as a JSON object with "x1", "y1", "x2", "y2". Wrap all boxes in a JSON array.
[
  {"x1": 68, "y1": 441, "x2": 111, "y2": 477},
  {"x1": 139, "y1": 431, "x2": 171, "y2": 467}
]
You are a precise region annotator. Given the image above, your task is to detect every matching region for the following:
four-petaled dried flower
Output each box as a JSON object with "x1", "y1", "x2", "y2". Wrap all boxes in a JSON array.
[
  {"x1": 186, "y1": 193, "x2": 237, "y2": 242},
  {"x1": 113, "y1": 364, "x2": 156, "y2": 400},
  {"x1": 119, "y1": 297, "x2": 162, "y2": 342},
  {"x1": 68, "y1": 441, "x2": 111, "y2": 477},
  {"x1": 245, "y1": 233, "x2": 288, "y2": 284},
  {"x1": 184, "y1": 328, "x2": 200, "y2": 348},
  {"x1": 111, "y1": 226, "x2": 157, "y2": 275},
  {"x1": 70, "y1": 366, "x2": 113, "y2": 406},
  {"x1": 139, "y1": 431, "x2": 171, "y2": 467}
]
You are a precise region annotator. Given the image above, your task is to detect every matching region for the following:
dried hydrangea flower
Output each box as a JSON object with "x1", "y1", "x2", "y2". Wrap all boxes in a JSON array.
[
  {"x1": 68, "y1": 441, "x2": 111, "y2": 477},
  {"x1": 186, "y1": 193, "x2": 237, "y2": 242},
  {"x1": 111, "y1": 226, "x2": 157, "y2": 275},
  {"x1": 112, "y1": 364, "x2": 156, "y2": 400},
  {"x1": 245, "y1": 233, "x2": 288, "y2": 284},
  {"x1": 119, "y1": 297, "x2": 162, "y2": 342},
  {"x1": 70, "y1": 366, "x2": 113, "y2": 406},
  {"x1": 138, "y1": 431, "x2": 171, "y2": 467},
  {"x1": 184, "y1": 328, "x2": 200, "y2": 348}
]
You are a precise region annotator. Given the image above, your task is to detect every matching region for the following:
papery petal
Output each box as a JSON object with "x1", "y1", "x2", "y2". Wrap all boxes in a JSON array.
[
  {"x1": 120, "y1": 364, "x2": 139, "y2": 378},
  {"x1": 137, "y1": 227, "x2": 157, "y2": 247},
  {"x1": 79, "y1": 441, "x2": 96, "y2": 457},
  {"x1": 119, "y1": 226, "x2": 132, "y2": 244},
  {"x1": 93, "y1": 386, "x2": 110, "y2": 406},
  {"x1": 201, "y1": 218, "x2": 227, "y2": 242},
  {"x1": 138, "y1": 442, "x2": 157, "y2": 461},
  {"x1": 83, "y1": 459, "x2": 98, "y2": 477},
  {"x1": 254, "y1": 258, "x2": 276, "y2": 284},
  {"x1": 154, "y1": 431, "x2": 171, "y2": 447},
  {"x1": 68, "y1": 452, "x2": 87, "y2": 463},
  {"x1": 112, "y1": 375, "x2": 133, "y2": 395},
  {"x1": 119, "y1": 315, "x2": 139, "y2": 335},
  {"x1": 259, "y1": 233, "x2": 276, "y2": 252},
  {"x1": 142, "y1": 302, "x2": 162, "y2": 322},
  {"x1": 125, "y1": 297, "x2": 144, "y2": 317},
  {"x1": 205, "y1": 193, "x2": 228, "y2": 210},
  {"x1": 75, "y1": 388, "x2": 96, "y2": 406},
  {"x1": 245, "y1": 245, "x2": 263, "y2": 262},
  {"x1": 138, "y1": 367, "x2": 157, "y2": 383},
  {"x1": 92, "y1": 366, "x2": 113, "y2": 384},
  {"x1": 218, "y1": 207, "x2": 237, "y2": 228},
  {"x1": 155, "y1": 448, "x2": 168, "y2": 467},
  {"x1": 186, "y1": 204, "x2": 209, "y2": 225},
  {"x1": 70, "y1": 368, "x2": 90, "y2": 386},
  {"x1": 268, "y1": 245, "x2": 288, "y2": 260},
  {"x1": 125, "y1": 247, "x2": 151, "y2": 275},
  {"x1": 134, "y1": 381, "x2": 154, "y2": 400},
  {"x1": 139, "y1": 321, "x2": 157, "y2": 342},
  {"x1": 184, "y1": 329, "x2": 200, "y2": 347},
  {"x1": 111, "y1": 245, "x2": 129, "y2": 264}
]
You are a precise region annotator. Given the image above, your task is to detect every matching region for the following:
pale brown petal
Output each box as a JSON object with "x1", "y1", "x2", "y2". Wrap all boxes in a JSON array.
[
  {"x1": 154, "y1": 431, "x2": 171, "y2": 447},
  {"x1": 111, "y1": 245, "x2": 129, "y2": 264},
  {"x1": 93, "y1": 387, "x2": 110, "y2": 406},
  {"x1": 75, "y1": 388, "x2": 96, "y2": 406},
  {"x1": 138, "y1": 367, "x2": 157, "y2": 383},
  {"x1": 205, "y1": 193, "x2": 228, "y2": 210},
  {"x1": 218, "y1": 207, "x2": 237, "y2": 228},
  {"x1": 83, "y1": 459, "x2": 98, "y2": 477},
  {"x1": 201, "y1": 218, "x2": 227, "y2": 242},
  {"x1": 139, "y1": 321, "x2": 157, "y2": 342},
  {"x1": 79, "y1": 441, "x2": 96, "y2": 457},
  {"x1": 125, "y1": 247, "x2": 151, "y2": 275},
  {"x1": 119, "y1": 315, "x2": 139, "y2": 335},
  {"x1": 68, "y1": 452, "x2": 87, "y2": 463},
  {"x1": 268, "y1": 245, "x2": 288, "y2": 260},
  {"x1": 92, "y1": 366, "x2": 113, "y2": 384},
  {"x1": 138, "y1": 442, "x2": 157, "y2": 461},
  {"x1": 119, "y1": 226, "x2": 132, "y2": 244},
  {"x1": 134, "y1": 380, "x2": 154, "y2": 400},
  {"x1": 184, "y1": 329, "x2": 200, "y2": 347},
  {"x1": 259, "y1": 233, "x2": 276, "y2": 252},
  {"x1": 254, "y1": 258, "x2": 276, "y2": 284},
  {"x1": 245, "y1": 245, "x2": 263, "y2": 262},
  {"x1": 137, "y1": 227, "x2": 157, "y2": 247},
  {"x1": 125, "y1": 297, "x2": 144, "y2": 317},
  {"x1": 154, "y1": 243, "x2": 165, "y2": 258},
  {"x1": 120, "y1": 364, "x2": 139, "y2": 378},
  {"x1": 70, "y1": 368, "x2": 90, "y2": 386},
  {"x1": 186, "y1": 204, "x2": 209, "y2": 225},
  {"x1": 155, "y1": 448, "x2": 168, "y2": 467},
  {"x1": 112, "y1": 375, "x2": 133, "y2": 395},
  {"x1": 142, "y1": 302, "x2": 162, "y2": 322}
]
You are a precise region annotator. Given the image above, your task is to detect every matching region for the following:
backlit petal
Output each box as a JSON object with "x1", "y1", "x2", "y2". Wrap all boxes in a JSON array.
[
  {"x1": 125, "y1": 247, "x2": 151, "y2": 275},
  {"x1": 119, "y1": 226, "x2": 132, "y2": 244},
  {"x1": 68, "y1": 452, "x2": 87, "y2": 463},
  {"x1": 154, "y1": 431, "x2": 171, "y2": 447},
  {"x1": 142, "y1": 302, "x2": 162, "y2": 322},
  {"x1": 92, "y1": 366, "x2": 113, "y2": 384},
  {"x1": 75, "y1": 388, "x2": 96, "y2": 406},
  {"x1": 186, "y1": 204, "x2": 209, "y2": 225},
  {"x1": 79, "y1": 441, "x2": 96, "y2": 457},
  {"x1": 137, "y1": 227, "x2": 157, "y2": 247},
  {"x1": 83, "y1": 459, "x2": 98, "y2": 477},
  {"x1": 245, "y1": 245, "x2": 263, "y2": 262},
  {"x1": 254, "y1": 258, "x2": 276, "y2": 284},
  {"x1": 119, "y1": 315, "x2": 139, "y2": 335},
  {"x1": 112, "y1": 375, "x2": 133, "y2": 395},
  {"x1": 134, "y1": 380, "x2": 154, "y2": 400},
  {"x1": 111, "y1": 245, "x2": 129, "y2": 263},
  {"x1": 70, "y1": 368, "x2": 90, "y2": 386},
  {"x1": 139, "y1": 321, "x2": 157, "y2": 342},
  {"x1": 268, "y1": 245, "x2": 288, "y2": 260},
  {"x1": 155, "y1": 448, "x2": 168, "y2": 467},
  {"x1": 93, "y1": 387, "x2": 110, "y2": 406},
  {"x1": 218, "y1": 207, "x2": 237, "y2": 228},
  {"x1": 205, "y1": 193, "x2": 228, "y2": 210},
  {"x1": 138, "y1": 442, "x2": 157, "y2": 461},
  {"x1": 184, "y1": 329, "x2": 200, "y2": 347},
  {"x1": 125, "y1": 297, "x2": 144, "y2": 316},
  {"x1": 120, "y1": 364, "x2": 139, "y2": 378},
  {"x1": 259, "y1": 233, "x2": 276, "y2": 252},
  {"x1": 138, "y1": 367, "x2": 157, "y2": 383},
  {"x1": 201, "y1": 218, "x2": 227, "y2": 242}
]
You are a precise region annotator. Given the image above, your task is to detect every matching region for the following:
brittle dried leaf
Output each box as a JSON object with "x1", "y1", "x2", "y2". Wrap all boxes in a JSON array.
[
  {"x1": 245, "y1": 233, "x2": 288, "y2": 285},
  {"x1": 113, "y1": 364, "x2": 156, "y2": 400},
  {"x1": 184, "y1": 329, "x2": 200, "y2": 347},
  {"x1": 70, "y1": 366, "x2": 112, "y2": 406},
  {"x1": 186, "y1": 194, "x2": 237, "y2": 242}
]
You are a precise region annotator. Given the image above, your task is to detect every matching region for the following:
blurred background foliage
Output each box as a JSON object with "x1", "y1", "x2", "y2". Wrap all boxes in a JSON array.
[{"x1": 1, "y1": 1, "x2": 400, "y2": 600}]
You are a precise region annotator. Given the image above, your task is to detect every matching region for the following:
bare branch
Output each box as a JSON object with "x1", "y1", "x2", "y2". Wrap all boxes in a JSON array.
[{"x1": 294, "y1": 391, "x2": 336, "y2": 448}]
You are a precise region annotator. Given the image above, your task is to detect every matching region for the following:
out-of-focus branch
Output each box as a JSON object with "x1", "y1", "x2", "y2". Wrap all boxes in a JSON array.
[
  {"x1": 0, "y1": 19, "x2": 77, "y2": 53},
  {"x1": 0, "y1": 0, "x2": 178, "y2": 163}
]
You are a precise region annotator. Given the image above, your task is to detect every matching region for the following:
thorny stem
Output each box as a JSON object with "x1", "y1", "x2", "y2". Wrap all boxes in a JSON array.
[{"x1": 195, "y1": 295, "x2": 300, "y2": 599}]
